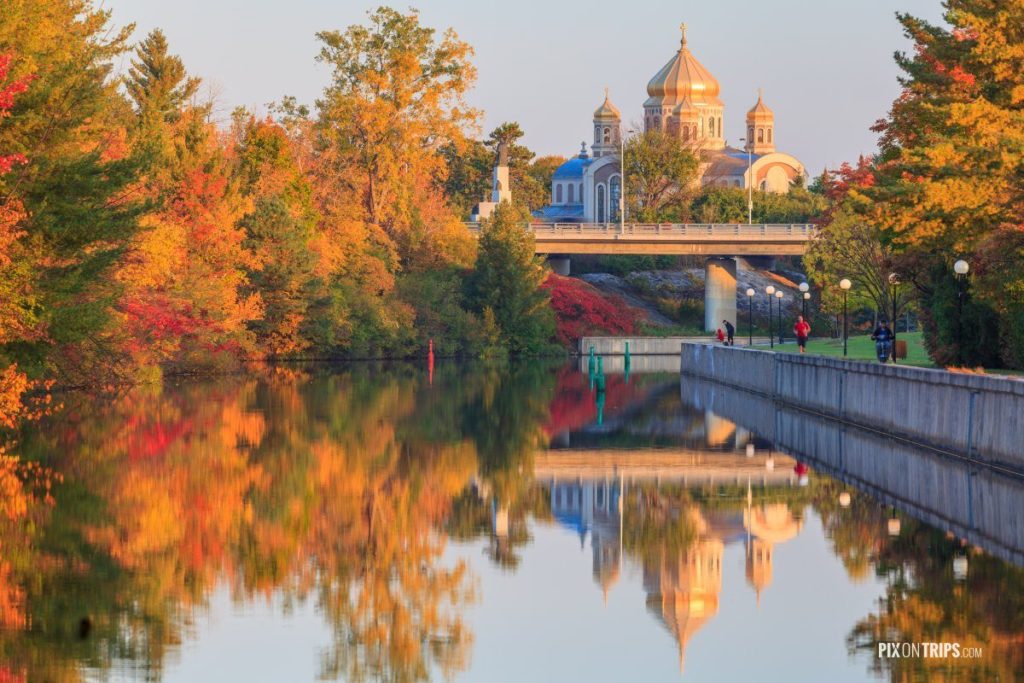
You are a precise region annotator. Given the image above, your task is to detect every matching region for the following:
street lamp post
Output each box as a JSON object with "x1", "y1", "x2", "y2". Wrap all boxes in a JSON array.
[
  {"x1": 799, "y1": 282, "x2": 810, "y2": 319},
  {"x1": 840, "y1": 278, "x2": 852, "y2": 357},
  {"x1": 740, "y1": 137, "x2": 753, "y2": 224},
  {"x1": 775, "y1": 290, "x2": 784, "y2": 343},
  {"x1": 746, "y1": 288, "x2": 755, "y2": 346},
  {"x1": 765, "y1": 285, "x2": 775, "y2": 348},
  {"x1": 888, "y1": 273, "x2": 900, "y2": 364},
  {"x1": 619, "y1": 126, "x2": 626, "y2": 233},
  {"x1": 954, "y1": 259, "x2": 970, "y2": 365}
]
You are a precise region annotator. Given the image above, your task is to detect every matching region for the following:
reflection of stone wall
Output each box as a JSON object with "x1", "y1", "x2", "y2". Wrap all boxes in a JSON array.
[
  {"x1": 679, "y1": 375, "x2": 1024, "y2": 566},
  {"x1": 680, "y1": 343, "x2": 1024, "y2": 473}
]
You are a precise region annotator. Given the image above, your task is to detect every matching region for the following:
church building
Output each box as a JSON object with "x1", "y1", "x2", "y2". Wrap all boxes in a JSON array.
[{"x1": 536, "y1": 24, "x2": 807, "y2": 223}]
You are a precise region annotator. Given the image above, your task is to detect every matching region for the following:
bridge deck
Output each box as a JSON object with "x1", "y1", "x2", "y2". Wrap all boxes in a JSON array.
[{"x1": 465, "y1": 222, "x2": 815, "y2": 256}]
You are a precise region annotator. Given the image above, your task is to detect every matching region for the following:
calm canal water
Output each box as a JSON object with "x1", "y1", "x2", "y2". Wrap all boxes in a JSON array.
[{"x1": 4, "y1": 361, "x2": 1023, "y2": 682}]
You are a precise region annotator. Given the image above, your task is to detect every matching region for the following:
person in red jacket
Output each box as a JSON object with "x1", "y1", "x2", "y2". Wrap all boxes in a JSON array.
[
  {"x1": 716, "y1": 328, "x2": 726, "y2": 344},
  {"x1": 793, "y1": 316, "x2": 811, "y2": 353}
]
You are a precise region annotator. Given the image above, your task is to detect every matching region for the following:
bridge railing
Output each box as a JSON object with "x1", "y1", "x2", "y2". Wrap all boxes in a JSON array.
[{"x1": 464, "y1": 222, "x2": 815, "y2": 239}]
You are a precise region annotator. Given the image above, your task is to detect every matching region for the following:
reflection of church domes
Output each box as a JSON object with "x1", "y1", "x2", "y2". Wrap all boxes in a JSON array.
[
  {"x1": 743, "y1": 503, "x2": 803, "y2": 605},
  {"x1": 645, "y1": 25, "x2": 723, "y2": 108},
  {"x1": 643, "y1": 539, "x2": 723, "y2": 673},
  {"x1": 744, "y1": 503, "x2": 802, "y2": 544}
]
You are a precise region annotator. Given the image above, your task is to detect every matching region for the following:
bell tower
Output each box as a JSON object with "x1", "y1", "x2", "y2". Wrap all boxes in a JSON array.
[
  {"x1": 745, "y1": 89, "x2": 775, "y2": 154},
  {"x1": 592, "y1": 88, "x2": 621, "y2": 158}
]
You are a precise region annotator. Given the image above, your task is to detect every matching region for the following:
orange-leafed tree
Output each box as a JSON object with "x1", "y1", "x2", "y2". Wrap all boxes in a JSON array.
[{"x1": 118, "y1": 32, "x2": 261, "y2": 374}]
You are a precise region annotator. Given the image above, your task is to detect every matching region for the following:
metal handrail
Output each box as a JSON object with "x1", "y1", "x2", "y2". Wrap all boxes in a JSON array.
[{"x1": 464, "y1": 222, "x2": 815, "y2": 239}]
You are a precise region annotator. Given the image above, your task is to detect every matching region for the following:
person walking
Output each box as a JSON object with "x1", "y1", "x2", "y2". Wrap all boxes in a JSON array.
[
  {"x1": 722, "y1": 320, "x2": 735, "y2": 346},
  {"x1": 793, "y1": 315, "x2": 811, "y2": 354},
  {"x1": 871, "y1": 320, "x2": 894, "y2": 363}
]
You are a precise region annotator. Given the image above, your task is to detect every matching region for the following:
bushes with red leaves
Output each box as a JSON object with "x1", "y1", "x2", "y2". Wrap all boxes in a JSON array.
[{"x1": 542, "y1": 274, "x2": 639, "y2": 347}]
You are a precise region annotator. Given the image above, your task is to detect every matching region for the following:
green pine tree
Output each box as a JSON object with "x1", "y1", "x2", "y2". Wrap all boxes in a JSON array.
[
  {"x1": 466, "y1": 202, "x2": 555, "y2": 355},
  {"x1": 126, "y1": 29, "x2": 200, "y2": 125}
]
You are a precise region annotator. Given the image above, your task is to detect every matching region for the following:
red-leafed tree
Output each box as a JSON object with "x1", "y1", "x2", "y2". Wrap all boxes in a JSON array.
[
  {"x1": 0, "y1": 52, "x2": 34, "y2": 433},
  {"x1": 542, "y1": 274, "x2": 638, "y2": 347}
]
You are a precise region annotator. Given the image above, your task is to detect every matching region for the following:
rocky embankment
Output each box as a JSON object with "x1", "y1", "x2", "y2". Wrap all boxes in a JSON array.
[{"x1": 580, "y1": 260, "x2": 808, "y2": 328}]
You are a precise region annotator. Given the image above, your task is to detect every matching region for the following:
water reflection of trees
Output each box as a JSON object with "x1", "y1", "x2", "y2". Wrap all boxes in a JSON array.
[
  {"x1": 812, "y1": 486, "x2": 1024, "y2": 682},
  {"x1": 0, "y1": 362, "x2": 558, "y2": 681}
]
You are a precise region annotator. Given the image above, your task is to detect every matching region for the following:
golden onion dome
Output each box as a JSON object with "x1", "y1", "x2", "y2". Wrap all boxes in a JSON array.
[
  {"x1": 593, "y1": 87, "x2": 621, "y2": 120},
  {"x1": 747, "y1": 89, "x2": 774, "y2": 119},
  {"x1": 646, "y1": 24, "x2": 723, "y2": 107}
]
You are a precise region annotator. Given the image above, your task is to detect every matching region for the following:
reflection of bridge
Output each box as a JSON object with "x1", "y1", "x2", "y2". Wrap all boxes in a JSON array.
[
  {"x1": 536, "y1": 449, "x2": 798, "y2": 486},
  {"x1": 466, "y1": 222, "x2": 814, "y2": 331}
]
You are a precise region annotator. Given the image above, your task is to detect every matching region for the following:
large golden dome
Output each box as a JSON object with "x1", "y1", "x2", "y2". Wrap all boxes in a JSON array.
[{"x1": 646, "y1": 24, "x2": 723, "y2": 108}]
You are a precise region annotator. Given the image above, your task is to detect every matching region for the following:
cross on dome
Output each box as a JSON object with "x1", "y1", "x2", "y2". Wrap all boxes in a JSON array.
[{"x1": 680, "y1": 23, "x2": 687, "y2": 48}]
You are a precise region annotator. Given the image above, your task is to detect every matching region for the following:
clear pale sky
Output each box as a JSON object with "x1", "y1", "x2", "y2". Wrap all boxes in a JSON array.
[{"x1": 103, "y1": 0, "x2": 947, "y2": 174}]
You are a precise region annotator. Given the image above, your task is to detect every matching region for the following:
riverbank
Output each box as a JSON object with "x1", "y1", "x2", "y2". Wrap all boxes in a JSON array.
[{"x1": 680, "y1": 342, "x2": 1024, "y2": 475}]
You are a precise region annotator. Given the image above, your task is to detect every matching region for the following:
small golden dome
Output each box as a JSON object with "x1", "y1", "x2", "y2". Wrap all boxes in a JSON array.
[
  {"x1": 747, "y1": 89, "x2": 774, "y2": 119},
  {"x1": 646, "y1": 24, "x2": 723, "y2": 107},
  {"x1": 593, "y1": 87, "x2": 621, "y2": 120}
]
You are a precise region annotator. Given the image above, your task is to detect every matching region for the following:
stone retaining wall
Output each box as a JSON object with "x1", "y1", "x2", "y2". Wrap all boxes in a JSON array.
[
  {"x1": 580, "y1": 336, "x2": 769, "y2": 356},
  {"x1": 680, "y1": 343, "x2": 1024, "y2": 473}
]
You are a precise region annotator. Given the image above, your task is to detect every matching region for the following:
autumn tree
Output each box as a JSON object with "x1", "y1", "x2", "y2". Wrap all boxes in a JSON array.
[
  {"x1": 0, "y1": 0, "x2": 142, "y2": 384},
  {"x1": 622, "y1": 129, "x2": 700, "y2": 221},
  {"x1": 466, "y1": 202, "x2": 555, "y2": 354},
  {"x1": 314, "y1": 6, "x2": 478, "y2": 268},
  {"x1": 864, "y1": 1, "x2": 1024, "y2": 367},
  {"x1": 803, "y1": 158, "x2": 908, "y2": 324},
  {"x1": 118, "y1": 33, "x2": 260, "y2": 373},
  {"x1": 233, "y1": 114, "x2": 319, "y2": 357}
]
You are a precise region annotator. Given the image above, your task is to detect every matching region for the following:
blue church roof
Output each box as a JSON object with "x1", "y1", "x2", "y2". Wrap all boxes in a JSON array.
[
  {"x1": 533, "y1": 203, "x2": 585, "y2": 222},
  {"x1": 553, "y1": 156, "x2": 592, "y2": 180}
]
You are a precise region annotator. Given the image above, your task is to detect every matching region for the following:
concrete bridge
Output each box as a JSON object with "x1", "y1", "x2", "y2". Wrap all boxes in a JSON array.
[{"x1": 466, "y1": 222, "x2": 815, "y2": 330}]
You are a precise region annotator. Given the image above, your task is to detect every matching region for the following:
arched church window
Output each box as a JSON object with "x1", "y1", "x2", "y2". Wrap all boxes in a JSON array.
[
  {"x1": 603, "y1": 127, "x2": 610, "y2": 144},
  {"x1": 768, "y1": 129, "x2": 773, "y2": 143},
  {"x1": 709, "y1": 118, "x2": 715, "y2": 137},
  {"x1": 758, "y1": 128, "x2": 764, "y2": 143},
  {"x1": 567, "y1": 183, "x2": 574, "y2": 203},
  {"x1": 734, "y1": 179, "x2": 741, "y2": 187},
  {"x1": 610, "y1": 175, "x2": 621, "y2": 221},
  {"x1": 654, "y1": 115, "x2": 661, "y2": 129},
  {"x1": 579, "y1": 183, "x2": 583, "y2": 200},
  {"x1": 597, "y1": 184, "x2": 606, "y2": 223},
  {"x1": 556, "y1": 184, "x2": 563, "y2": 204},
  {"x1": 747, "y1": 127, "x2": 754, "y2": 143},
  {"x1": 692, "y1": 125, "x2": 697, "y2": 140},
  {"x1": 682, "y1": 126, "x2": 690, "y2": 142}
]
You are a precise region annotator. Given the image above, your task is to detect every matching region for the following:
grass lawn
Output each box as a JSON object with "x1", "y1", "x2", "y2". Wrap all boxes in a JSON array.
[{"x1": 756, "y1": 331, "x2": 935, "y2": 367}]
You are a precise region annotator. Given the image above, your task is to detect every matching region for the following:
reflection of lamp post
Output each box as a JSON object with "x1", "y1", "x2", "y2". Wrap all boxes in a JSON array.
[
  {"x1": 953, "y1": 553, "x2": 969, "y2": 581},
  {"x1": 887, "y1": 507, "x2": 901, "y2": 537},
  {"x1": 954, "y1": 259, "x2": 970, "y2": 365},
  {"x1": 799, "y1": 282, "x2": 809, "y2": 319},
  {"x1": 745, "y1": 288, "x2": 755, "y2": 346},
  {"x1": 888, "y1": 272, "x2": 900, "y2": 364},
  {"x1": 766, "y1": 285, "x2": 776, "y2": 348},
  {"x1": 775, "y1": 290, "x2": 784, "y2": 344},
  {"x1": 840, "y1": 278, "x2": 852, "y2": 357},
  {"x1": 746, "y1": 442, "x2": 755, "y2": 458}
]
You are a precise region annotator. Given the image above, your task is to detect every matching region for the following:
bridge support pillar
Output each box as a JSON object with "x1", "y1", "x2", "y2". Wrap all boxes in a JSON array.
[
  {"x1": 547, "y1": 255, "x2": 571, "y2": 276},
  {"x1": 704, "y1": 257, "x2": 737, "y2": 332}
]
